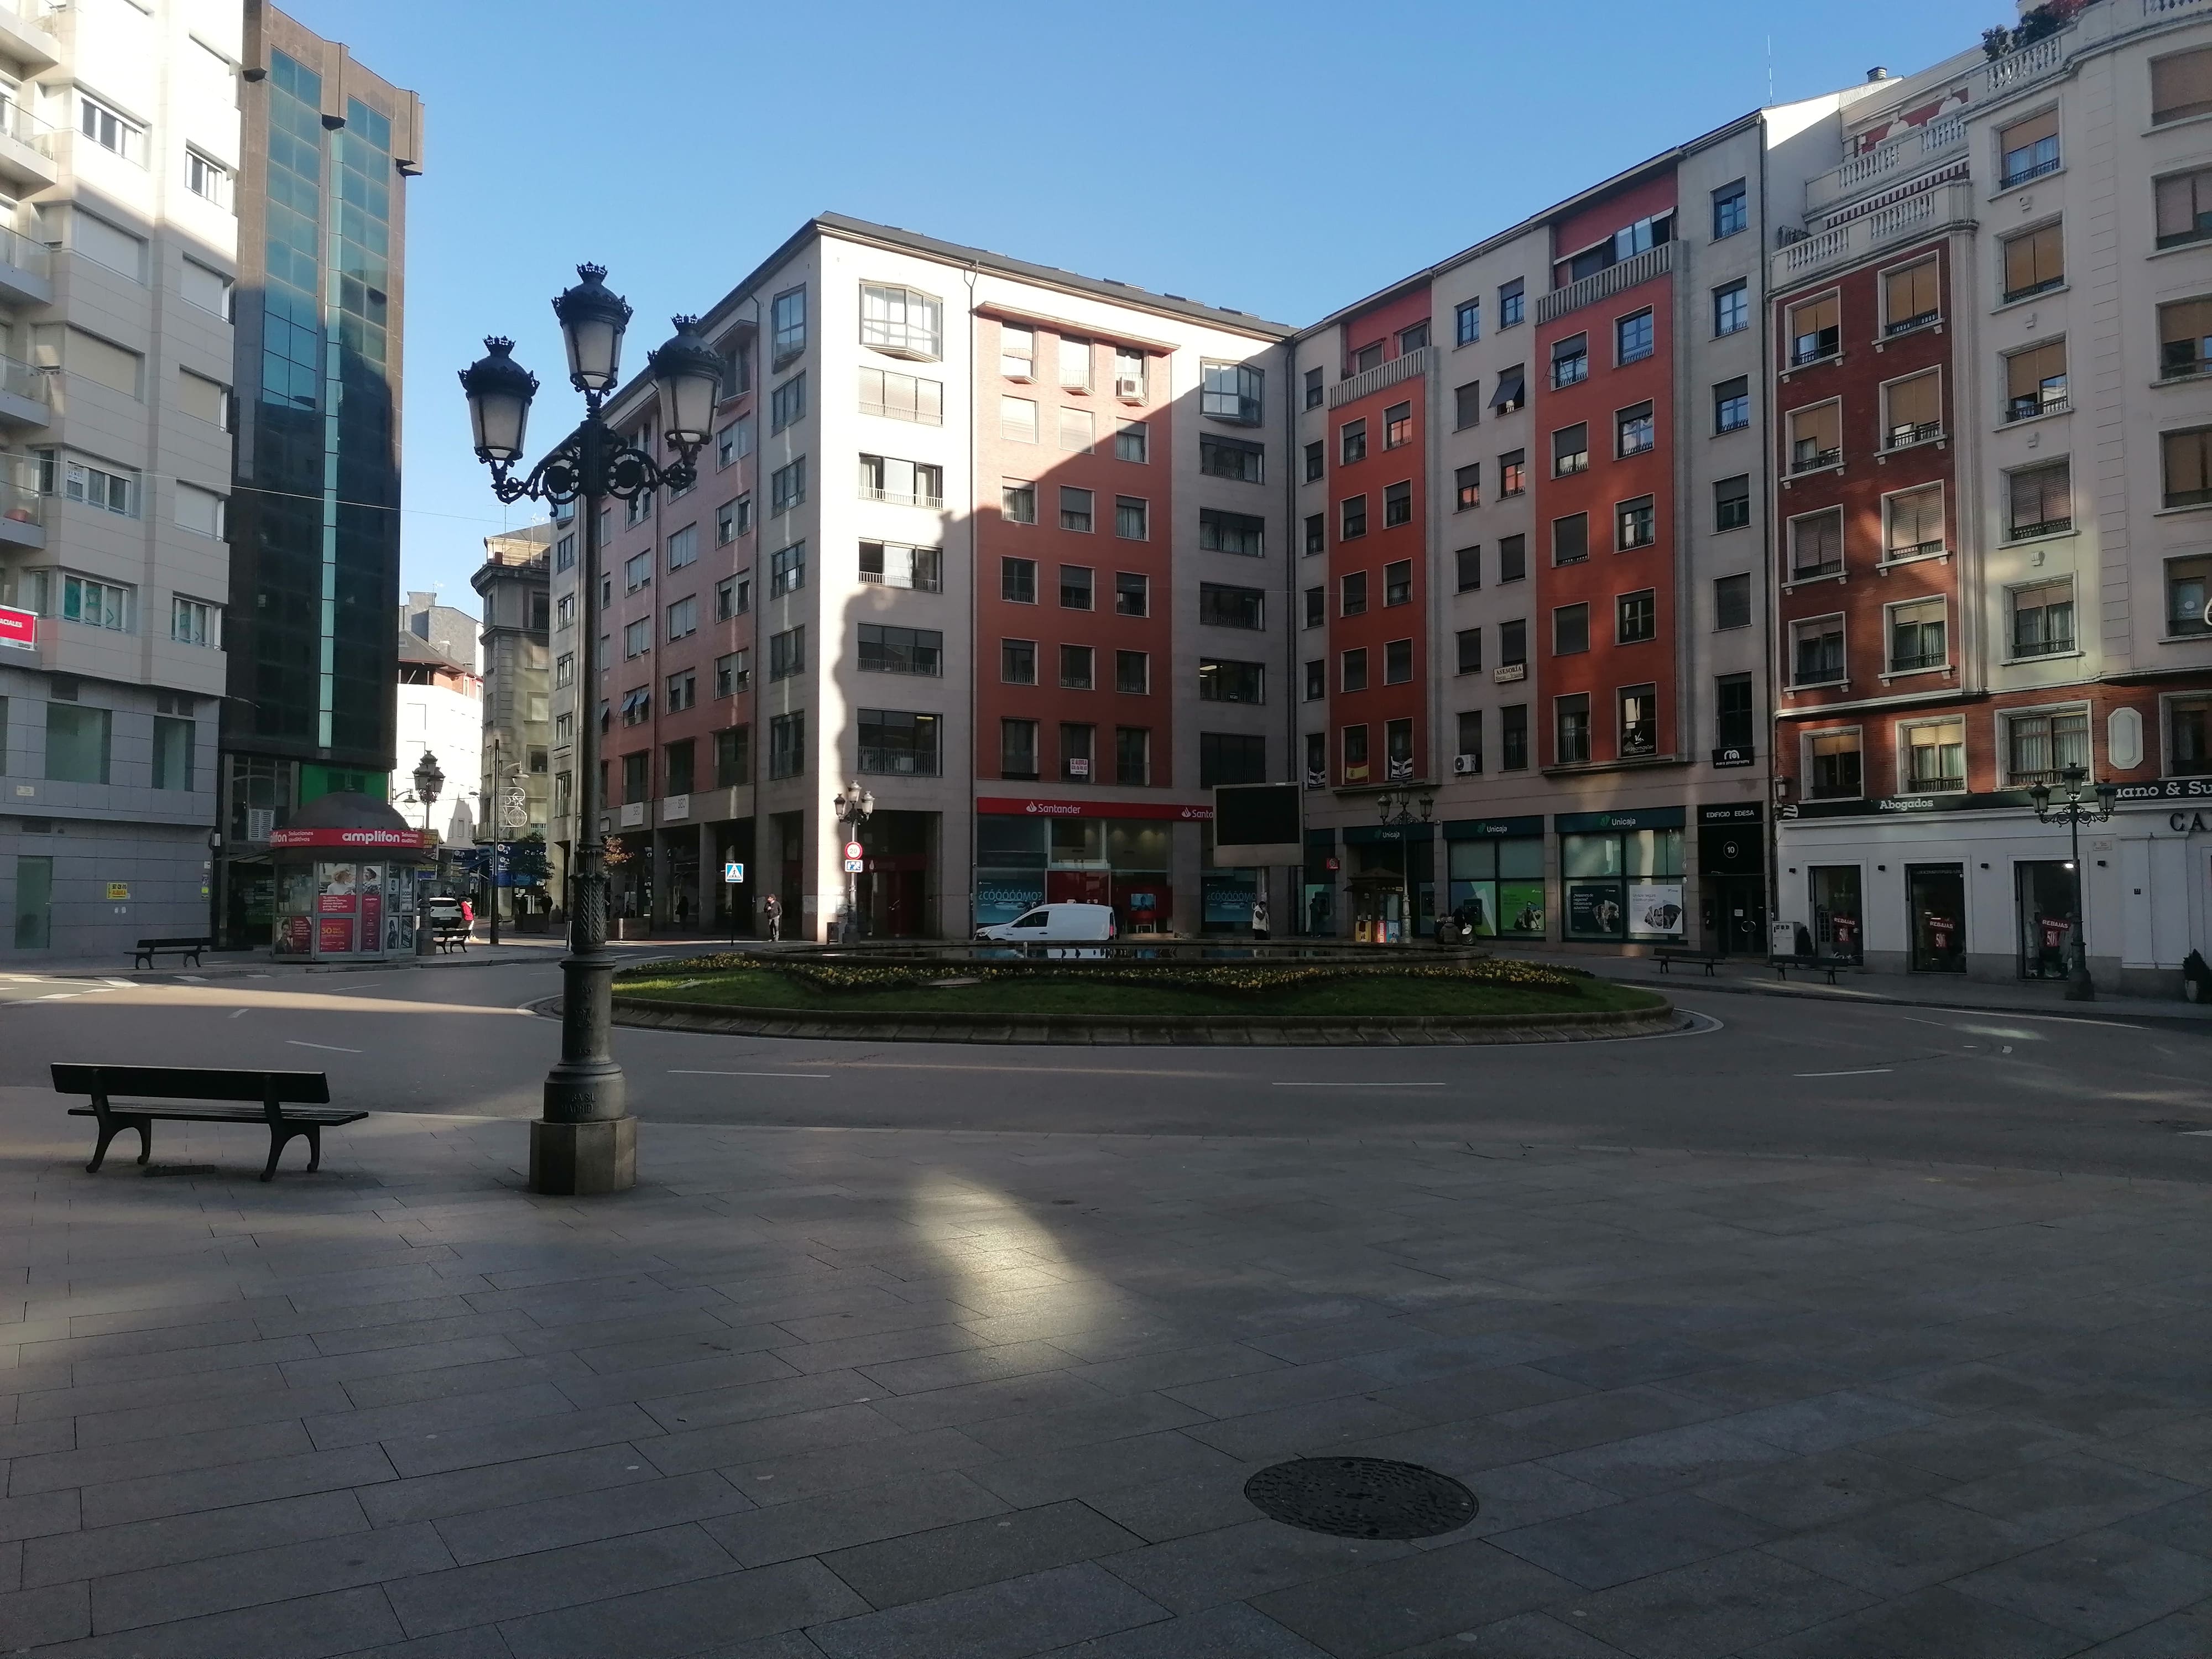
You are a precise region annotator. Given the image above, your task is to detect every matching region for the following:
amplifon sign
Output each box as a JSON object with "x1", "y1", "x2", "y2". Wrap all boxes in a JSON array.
[
  {"x1": 975, "y1": 796, "x2": 1214, "y2": 822},
  {"x1": 267, "y1": 826, "x2": 434, "y2": 851},
  {"x1": 0, "y1": 603, "x2": 33, "y2": 650}
]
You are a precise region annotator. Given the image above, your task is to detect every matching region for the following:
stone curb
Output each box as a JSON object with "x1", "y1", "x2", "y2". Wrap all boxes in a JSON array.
[{"x1": 604, "y1": 993, "x2": 1680, "y2": 1046}]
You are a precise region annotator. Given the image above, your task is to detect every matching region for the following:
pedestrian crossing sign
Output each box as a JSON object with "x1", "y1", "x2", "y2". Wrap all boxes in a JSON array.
[{"x1": 723, "y1": 862, "x2": 745, "y2": 883}]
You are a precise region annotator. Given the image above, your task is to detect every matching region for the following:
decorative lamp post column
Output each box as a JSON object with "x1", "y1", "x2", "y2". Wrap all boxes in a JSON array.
[
  {"x1": 833, "y1": 784, "x2": 875, "y2": 944},
  {"x1": 1375, "y1": 787, "x2": 1434, "y2": 945},
  {"x1": 411, "y1": 752, "x2": 442, "y2": 958},
  {"x1": 460, "y1": 267, "x2": 722, "y2": 1195},
  {"x1": 2027, "y1": 760, "x2": 2118, "y2": 1002}
]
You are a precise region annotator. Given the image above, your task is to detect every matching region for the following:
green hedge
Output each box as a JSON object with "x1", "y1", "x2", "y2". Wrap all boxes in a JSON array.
[{"x1": 622, "y1": 954, "x2": 1586, "y2": 999}]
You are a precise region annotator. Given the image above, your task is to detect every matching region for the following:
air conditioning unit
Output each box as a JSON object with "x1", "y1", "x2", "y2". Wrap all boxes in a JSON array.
[
  {"x1": 1114, "y1": 375, "x2": 1144, "y2": 399},
  {"x1": 1453, "y1": 754, "x2": 1481, "y2": 775}
]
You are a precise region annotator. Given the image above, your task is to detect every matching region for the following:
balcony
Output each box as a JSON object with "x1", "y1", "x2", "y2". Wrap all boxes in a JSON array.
[
  {"x1": 1533, "y1": 241, "x2": 1673, "y2": 326},
  {"x1": 1806, "y1": 113, "x2": 1968, "y2": 218},
  {"x1": 0, "y1": 456, "x2": 41, "y2": 547},
  {"x1": 859, "y1": 485, "x2": 944, "y2": 509},
  {"x1": 1885, "y1": 421, "x2": 1945, "y2": 449},
  {"x1": 2006, "y1": 393, "x2": 2070, "y2": 421},
  {"x1": 0, "y1": 224, "x2": 47, "y2": 306},
  {"x1": 1790, "y1": 445, "x2": 1842, "y2": 475},
  {"x1": 1773, "y1": 181, "x2": 1977, "y2": 289},
  {"x1": 1326, "y1": 345, "x2": 1428, "y2": 411},
  {"x1": 1984, "y1": 31, "x2": 2067, "y2": 99},
  {"x1": 0, "y1": 101, "x2": 55, "y2": 191},
  {"x1": 0, "y1": 354, "x2": 49, "y2": 428},
  {"x1": 0, "y1": 4, "x2": 56, "y2": 69}
]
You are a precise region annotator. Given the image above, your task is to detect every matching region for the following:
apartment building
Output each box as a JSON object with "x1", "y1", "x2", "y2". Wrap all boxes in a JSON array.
[
  {"x1": 549, "y1": 213, "x2": 1290, "y2": 941},
  {"x1": 471, "y1": 521, "x2": 552, "y2": 920},
  {"x1": 1770, "y1": 0, "x2": 2212, "y2": 993},
  {"x1": 0, "y1": 0, "x2": 237, "y2": 957},
  {"x1": 393, "y1": 625, "x2": 477, "y2": 848}
]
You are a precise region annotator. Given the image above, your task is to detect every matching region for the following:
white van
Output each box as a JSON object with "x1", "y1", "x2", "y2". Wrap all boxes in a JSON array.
[{"x1": 974, "y1": 902, "x2": 1118, "y2": 943}]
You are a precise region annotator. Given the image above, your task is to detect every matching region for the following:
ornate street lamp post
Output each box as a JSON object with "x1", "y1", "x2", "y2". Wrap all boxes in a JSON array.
[
  {"x1": 833, "y1": 784, "x2": 875, "y2": 944},
  {"x1": 2027, "y1": 760, "x2": 2117, "y2": 1001},
  {"x1": 460, "y1": 265, "x2": 722, "y2": 1194},
  {"x1": 410, "y1": 752, "x2": 442, "y2": 957},
  {"x1": 1375, "y1": 787, "x2": 1434, "y2": 945}
]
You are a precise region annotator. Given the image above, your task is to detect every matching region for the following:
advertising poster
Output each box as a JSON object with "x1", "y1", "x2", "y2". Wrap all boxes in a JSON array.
[
  {"x1": 974, "y1": 877, "x2": 1045, "y2": 927},
  {"x1": 278, "y1": 913, "x2": 313, "y2": 956},
  {"x1": 1498, "y1": 882, "x2": 1546, "y2": 938},
  {"x1": 317, "y1": 864, "x2": 358, "y2": 914},
  {"x1": 1454, "y1": 885, "x2": 1498, "y2": 938},
  {"x1": 1566, "y1": 881, "x2": 1625, "y2": 940},
  {"x1": 318, "y1": 916, "x2": 355, "y2": 954},
  {"x1": 1628, "y1": 882, "x2": 1686, "y2": 939},
  {"x1": 1202, "y1": 873, "x2": 1255, "y2": 926},
  {"x1": 361, "y1": 892, "x2": 382, "y2": 950}
]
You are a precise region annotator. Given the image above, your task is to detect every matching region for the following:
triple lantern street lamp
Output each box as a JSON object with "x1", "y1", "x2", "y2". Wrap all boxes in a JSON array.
[
  {"x1": 833, "y1": 785, "x2": 877, "y2": 945},
  {"x1": 2027, "y1": 761, "x2": 2117, "y2": 1002},
  {"x1": 1376, "y1": 789, "x2": 1434, "y2": 945},
  {"x1": 458, "y1": 264, "x2": 724, "y2": 1196},
  {"x1": 410, "y1": 752, "x2": 442, "y2": 960}
]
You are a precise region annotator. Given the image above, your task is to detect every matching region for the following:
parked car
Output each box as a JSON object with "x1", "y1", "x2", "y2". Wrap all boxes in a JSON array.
[
  {"x1": 426, "y1": 896, "x2": 466, "y2": 931},
  {"x1": 974, "y1": 902, "x2": 1118, "y2": 943}
]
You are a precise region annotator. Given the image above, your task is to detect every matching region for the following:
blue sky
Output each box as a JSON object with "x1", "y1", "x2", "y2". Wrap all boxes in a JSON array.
[{"x1": 275, "y1": 0, "x2": 1996, "y2": 611}]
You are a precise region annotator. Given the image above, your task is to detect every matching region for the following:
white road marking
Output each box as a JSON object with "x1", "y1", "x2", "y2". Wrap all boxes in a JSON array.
[
  {"x1": 36, "y1": 993, "x2": 80, "y2": 1001},
  {"x1": 287, "y1": 1040, "x2": 361, "y2": 1053},
  {"x1": 1794, "y1": 1067, "x2": 1893, "y2": 1078},
  {"x1": 1272, "y1": 1081, "x2": 1448, "y2": 1088},
  {"x1": 102, "y1": 979, "x2": 134, "y2": 988},
  {"x1": 670, "y1": 1068, "x2": 830, "y2": 1079},
  {"x1": 228, "y1": 1009, "x2": 249, "y2": 1020}
]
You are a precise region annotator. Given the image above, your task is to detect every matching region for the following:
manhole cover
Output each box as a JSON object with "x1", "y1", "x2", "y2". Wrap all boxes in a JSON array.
[{"x1": 1244, "y1": 1457, "x2": 1477, "y2": 1539}]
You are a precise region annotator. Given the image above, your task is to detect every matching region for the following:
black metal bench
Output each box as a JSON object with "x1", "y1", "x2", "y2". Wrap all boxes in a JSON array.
[
  {"x1": 1653, "y1": 948, "x2": 1723, "y2": 975},
  {"x1": 52, "y1": 1064, "x2": 364, "y2": 1181},
  {"x1": 1769, "y1": 952, "x2": 1853, "y2": 985},
  {"x1": 132, "y1": 936, "x2": 210, "y2": 971},
  {"x1": 433, "y1": 924, "x2": 471, "y2": 953}
]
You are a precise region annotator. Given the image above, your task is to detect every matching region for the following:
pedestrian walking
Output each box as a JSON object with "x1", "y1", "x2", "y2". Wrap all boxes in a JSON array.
[
  {"x1": 764, "y1": 892, "x2": 782, "y2": 943},
  {"x1": 675, "y1": 893, "x2": 690, "y2": 930},
  {"x1": 1250, "y1": 895, "x2": 1270, "y2": 942}
]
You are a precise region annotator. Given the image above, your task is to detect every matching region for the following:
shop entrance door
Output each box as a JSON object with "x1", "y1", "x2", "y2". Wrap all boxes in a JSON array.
[
  {"x1": 1908, "y1": 863, "x2": 1966, "y2": 973},
  {"x1": 1708, "y1": 875, "x2": 1767, "y2": 957},
  {"x1": 2015, "y1": 860, "x2": 2076, "y2": 980}
]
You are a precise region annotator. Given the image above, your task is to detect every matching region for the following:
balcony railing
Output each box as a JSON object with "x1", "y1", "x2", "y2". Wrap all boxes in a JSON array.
[
  {"x1": 0, "y1": 100, "x2": 53, "y2": 161},
  {"x1": 0, "y1": 353, "x2": 47, "y2": 406},
  {"x1": 1773, "y1": 180, "x2": 1977, "y2": 289},
  {"x1": 1806, "y1": 112, "x2": 1968, "y2": 217},
  {"x1": 0, "y1": 224, "x2": 45, "y2": 279},
  {"x1": 1790, "y1": 445, "x2": 1842, "y2": 474},
  {"x1": 1885, "y1": 539, "x2": 1947, "y2": 562},
  {"x1": 2006, "y1": 393, "x2": 2070, "y2": 421},
  {"x1": 1985, "y1": 32, "x2": 2067, "y2": 97},
  {"x1": 1533, "y1": 241, "x2": 1673, "y2": 326},
  {"x1": 2010, "y1": 517, "x2": 2075, "y2": 540},
  {"x1": 1326, "y1": 345, "x2": 1428, "y2": 411},
  {"x1": 859, "y1": 485, "x2": 943, "y2": 509},
  {"x1": 1885, "y1": 421, "x2": 1944, "y2": 448}
]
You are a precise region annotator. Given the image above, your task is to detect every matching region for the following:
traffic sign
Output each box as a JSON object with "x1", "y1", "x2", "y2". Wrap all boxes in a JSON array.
[
  {"x1": 842, "y1": 858, "x2": 864, "y2": 874},
  {"x1": 722, "y1": 861, "x2": 745, "y2": 883},
  {"x1": 843, "y1": 841, "x2": 863, "y2": 860}
]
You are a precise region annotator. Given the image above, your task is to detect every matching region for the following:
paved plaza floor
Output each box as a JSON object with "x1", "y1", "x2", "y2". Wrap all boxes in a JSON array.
[{"x1": 4, "y1": 1097, "x2": 2212, "y2": 1658}]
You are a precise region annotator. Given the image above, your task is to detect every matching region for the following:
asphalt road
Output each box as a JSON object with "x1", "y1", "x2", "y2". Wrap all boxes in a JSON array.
[{"x1": 4, "y1": 958, "x2": 2211, "y2": 1180}]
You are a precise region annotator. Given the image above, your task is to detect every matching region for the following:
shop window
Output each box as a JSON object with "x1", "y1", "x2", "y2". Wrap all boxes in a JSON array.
[
  {"x1": 1808, "y1": 730, "x2": 1862, "y2": 800},
  {"x1": 1561, "y1": 823, "x2": 1683, "y2": 942},
  {"x1": 1447, "y1": 834, "x2": 1545, "y2": 940}
]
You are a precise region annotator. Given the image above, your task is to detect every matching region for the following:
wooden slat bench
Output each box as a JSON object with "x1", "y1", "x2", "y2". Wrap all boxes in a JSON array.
[
  {"x1": 1653, "y1": 948, "x2": 1723, "y2": 976},
  {"x1": 52, "y1": 1064, "x2": 364, "y2": 1181},
  {"x1": 132, "y1": 936, "x2": 210, "y2": 971}
]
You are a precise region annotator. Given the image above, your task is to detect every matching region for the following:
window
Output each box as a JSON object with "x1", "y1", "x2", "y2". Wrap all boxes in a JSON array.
[
  {"x1": 1500, "y1": 535, "x2": 1526, "y2": 582},
  {"x1": 2006, "y1": 708, "x2": 2089, "y2": 787},
  {"x1": 1305, "y1": 440, "x2": 1325, "y2": 482},
  {"x1": 1353, "y1": 342, "x2": 1384, "y2": 373},
  {"x1": 1714, "y1": 377, "x2": 1751, "y2": 434},
  {"x1": 2174, "y1": 696, "x2": 2212, "y2": 774},
  {"x1": 1201, "y1": 434, "x2": 1264, "y2": 482},
  {"x1": 1059, "y1": 644, "x2": 1095, "y2": 690},
  {"x1": 1442, "y1": 383, "x2": 1479, "y2": 435},
  {"x1": 183, "y1": 149, "x2": 230, "y2": 207},
  {"x1": 1385, "y1": 402, "x2": 1412, "y2": 449},
  {"x1": 859, "y1": 624, "x2": 943, "y2": 677},
  {"x1": 1617, "y1": 589, "x2": 1656, "y2": 644},
  {"x1": 1303, "y1": 367, "x2": 1324, "y2": 409},
  {"x1": 1199, "y1": 659, "x2": 1265, "y2": 703},
  {"x1": 2165, "y1": 429, "x2": 2212, "y2": 509},
  {"x1": 1384, "y1": 560, "x2": 1413, "y2": 607},
  {"x1": 1201, "y1": 361, "x2": 1263, "y2": 424},
  {"x1": 858, "y1": 366, "x2": 945, "y2": 425},
  {"x1": 1888, "y1": 598, "x2": 1947, "y2": 672},
  {"x1": 859, "y1": 709, "x2": 940, "y2": 777},
  {"x1": 1556, "y1": 695, "x2": 1591, "y2": 765},
  {"x1": 1201, "y1": 732, "x2": 1268, "y2": 788},
  {"x1": 1001, "y1": 556, "x2": 1037, "y2": 603},
  {"x1": 667, "y1": 671, "x2": 697, "y2": 714},
  {"x1": 1500, "y1": 279, "x2": 1524, "y2": 328},
  {"x1": 1999, "y1": 110, "x2": 2060, "y2": 187},
  {"x1": 1715, "y1": 675, "x2": 1755, "y2": 753},
  {"x1": 1882, "y1": 483, "x2": 1945, "y2": 562},
  {"x1": 1305, "y1": 513, "x2": 1325, "y2": 555},
  {"x1": 1446, "y1": 466, "x2": 1475, "y2": 513},
  {"x1": 45, "y1": 703, "x2": 110, "y2": 783},
  {"x1": 714, "y1": 649, "x2": 749, "y2": 697},
  {"x1": 1114, "y1": 496, "x2": 1149, "y2": 541},
  {"x1": 2011, "y1": 580, "x2": 2077, "y2": 658},
  {"x1": 2005, "y1": 341, "x2": 2068, "y2": 420},
  {"x1": 1712, "y1": 179, "x2": 1747, "y2": 239},
  {"x1": 769, "y1": 457, "x2": 806, "y2": 516},
  {"x1": 172, "y1": 596, "x2": 216, "y2": 647},
  {"x1": 1113, "y1": 347, "x2": 1147, "y2": 400},
  {"x1": 1113, "y1": 726, "x2": 1151, "y2": 786},
  {"x1": 1059, "y1": 406, "x2": 1097, "y2": 452},
  {"x1": 2003, "y1": 222, "x2": 2065, "y2": 300},
  {"x1": 714, "y1": 572, "x2": 752, "y2": 619},
  {"x1": 1000, "y1": 324, "x2": 1035, "y2": 378},
  {"x1": 770, "y1": 541, "x2": 806, "y2": 594},
  {"x1": 1616, "y1": 309, "x2": 1654, "y2": 364},
  {"x1": 2169, "y1": 557, "x2": 2212, "y2": 635},
  {"x1": 1809, "y1": 730, "x2": 1861, "y2": 799},
  {"x1": 857, "y1": 283, "x2": 942, "y2": 360},
  {"x1": 2008, "y1": 459, "x2": 2073, "y2": 539},
  {"x1": 1714, "y1": 474, "x2": 1751, "y2": 533},
  {"x1": 1455, "y1": 712, "x2": 1483, "y2": 769},
  {"x1": 623, "y1": 551, "x2": 651, "y2": 593},
  {"x1": 1713, "y1": 280, "x2": 1748, "y2": 337},
  {"x1": 1714, "y1": 573, "x2": 1751, "y2": 631},
  {"x1": 858, "y1": 541, "x2": 941, "y2": 591},
  {"x1": 1491, "y1": 366, "x2": 1526, "y2": 414},
  {"x1": 1203, "y1": 509, "x2": 1266, "y2": 555},
  {"x1": 1616, "y1": 495, "x2": 1656, "y2": 550},
  {"x1": 1305, "y1": 659, "x2": 1325, "y2": 701},
  {"x1": 857, "y1": 453, "x2": 943, "y2": 507},
  {"x1": 2163, "y1": 299, "x2": 2212, "y2": 380},
  {"x1": 1883, "y1": 370, "x2": 1943, "y2": 448},
  {"x1": 556, "y1": 532, "x2": 578, "y2": 571},
  {"x1": 771, "y1": 287, "x2": 806, "y2": 366},
  {"x1": 716, "y1": 418, "x2": 754, "y2": 469},
  {"x1": 179, "y1": 371, "x2": 228, "y2": 430},
  {"x1": 1788, "y1": 401, "x2": 1841, "y2": 472},
  {"x1": 714, "y1": 726, "x2": 750, "y2": 787},
  {"x1": 769, "y1": 711, "x2": 806, "y2": 779},
  {"x1": 1340, "y1": 572, "x2": 1368, "y2": 616},
  {"x1": 770, "y1": 373, "x2": 806, "y2": 434},
  {"x1": 665, "y1": 596, "x2": 698, "y2": 642},
  {"x1": 1387, "y1": 480, "x2": 1415, "y2": 525},
  {"x1": 1788, "y1": 295, "x2": 1840, "y2": 367},
  {"x1": 1791, "y1": 509, "x2": 1844, "y2": 579},
  {"x1": 666, "y1": 525, "x2": 698, "y2": 572},
  {"x1": 1341, "y1": 419, "x2": 1367, "y2": 465},
  {"x1": 151, "y1": 717, "x2": 192, "y2": 791},
  {"x1": 1616, "y1": 685, "x2": 1658, "y2": 758},
  {"x1": 1060, "y1": 565, "x2": 1094, "y2": 610},
  {"x1": 1001, "y1": 718, "x2": 1039, "y2": 779},
  {"x1": 1792, "y1": 617, "x2": 1845, "y2": 686},
  {"x1": 1001, "y1": 396, "x2": 1039, "y2": 441},
  {"x1": 59, "y1": 458, "x2": 140, "y2": 516},
  {"x1": 1884, "y1": 258, "x2": 1940, "y2": 335},
  {"x1": 1303, "y1": 586, "x2": 1324, "y2": 628},
  {"x1": 1553, "y1": 603, "x2": 1589, "y2": 655},
  {"x1": 1455, "y1": 628, "x2": 1482, "y2": 675},
  {"x1": 2155, "y1": 45, "x2": 2212, "y2": 123},
  {"x1": 1455, "y1": 299, "x2": 1480, "y2": 345},
  {"x1": 1905, "y1": 719, "x2": 1965, "y2": 792},
  {"x1": 620, "y1": 687, "x2": 650, "y2": 726},
  {"x1": 1116, "y1": 572, "x2": 1149, "y2": 617},
  {"x1": 1115, "y1": 421, "x2": 1148, "y2": 463},
  {"x1": 1399, "y1": 322, "x2": 1430, "y2": 353},
  {"x1": 769, "y1": 625, "x2": 804, "y2": 680},
  {"x1": 1615, "y1": 401, "x2": 1654, "y2": 457},
  {"x1": 1500, "y1": 451, "x2": 1526, "y2": 497},
  {"x1": 1553, "y1": 513, "x2": 1589, "y2": 566},
  {"x1": 1117, "y1": 650, "x2": 1150, "y2": 695},
  {"x1": 1001, "y1": 639, "x2": 1036, "y2": 685},
  {"x1": 181, "y1": 259, "x2": 230, "y2": 317},
  {"x1": 714, "y1": 499, "x2": 747, "y2": 545},
  {"x1": 1059, "y1": 486, "x2": 1094, "y2": 533},
  {"x1": 1501, "y1": 705, "x2": 1528, "y2": 770},
  {"x1": 1200, "y1": 583, "x2": 1265, "y2": 629},
  {"x1": 1551, "y1": 332, "x2": 1589, "y2": 388},
  {"x1": 1552, "y1": 422, "x2": 1588, "y2": 476},
  {"x1": 79, "y1": 94, "x2": 143, "y2": 161},
  {"x1": 1385, "y1": 639, "x2": 1414, "y2": 685},
  {"x1": 555, "y1": 651, "x2": 575, "y2": 687},
  {"x1": 1002, "y1": 480, "x2": 1036, "y2": 524},
  {"x1": 1340, "y1": 648, "x2": 1368, "y2": 692}
]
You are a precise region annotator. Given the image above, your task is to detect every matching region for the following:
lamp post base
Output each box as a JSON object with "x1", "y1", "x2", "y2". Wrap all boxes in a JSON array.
[{"x1": 529, "y1": 1115, "x2": 636, "y2": 1195}]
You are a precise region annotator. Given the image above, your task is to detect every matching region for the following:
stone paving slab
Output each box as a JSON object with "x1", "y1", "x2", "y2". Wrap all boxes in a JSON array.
[{"x1": 2, "y1": 1095, "x2": 2212, "y2": 1656}]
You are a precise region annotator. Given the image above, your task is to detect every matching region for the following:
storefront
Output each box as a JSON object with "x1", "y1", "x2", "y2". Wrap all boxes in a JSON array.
[
  {"x1": 1301, "y1": 828, "x2": 1337, "y2": 937},
  {"x1": 1556, "y1": 807, "x2": 1686, "y2": 946},
  {"x1": 1695, "y1": 802, "x2": 1766, "y2": 957},
  {"x1": 973, "y1": 796, "x2": 1207, "y2": 935},
  {"x1": 267, "y1": 792, "x2": 431, "y2": 963},
  {"x1": 1442, "y1": 816, "x2": 1546, "y2": 941},
  {"x1": 1342, "y1": 823, "x2": 1434, "y2": 943}
]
